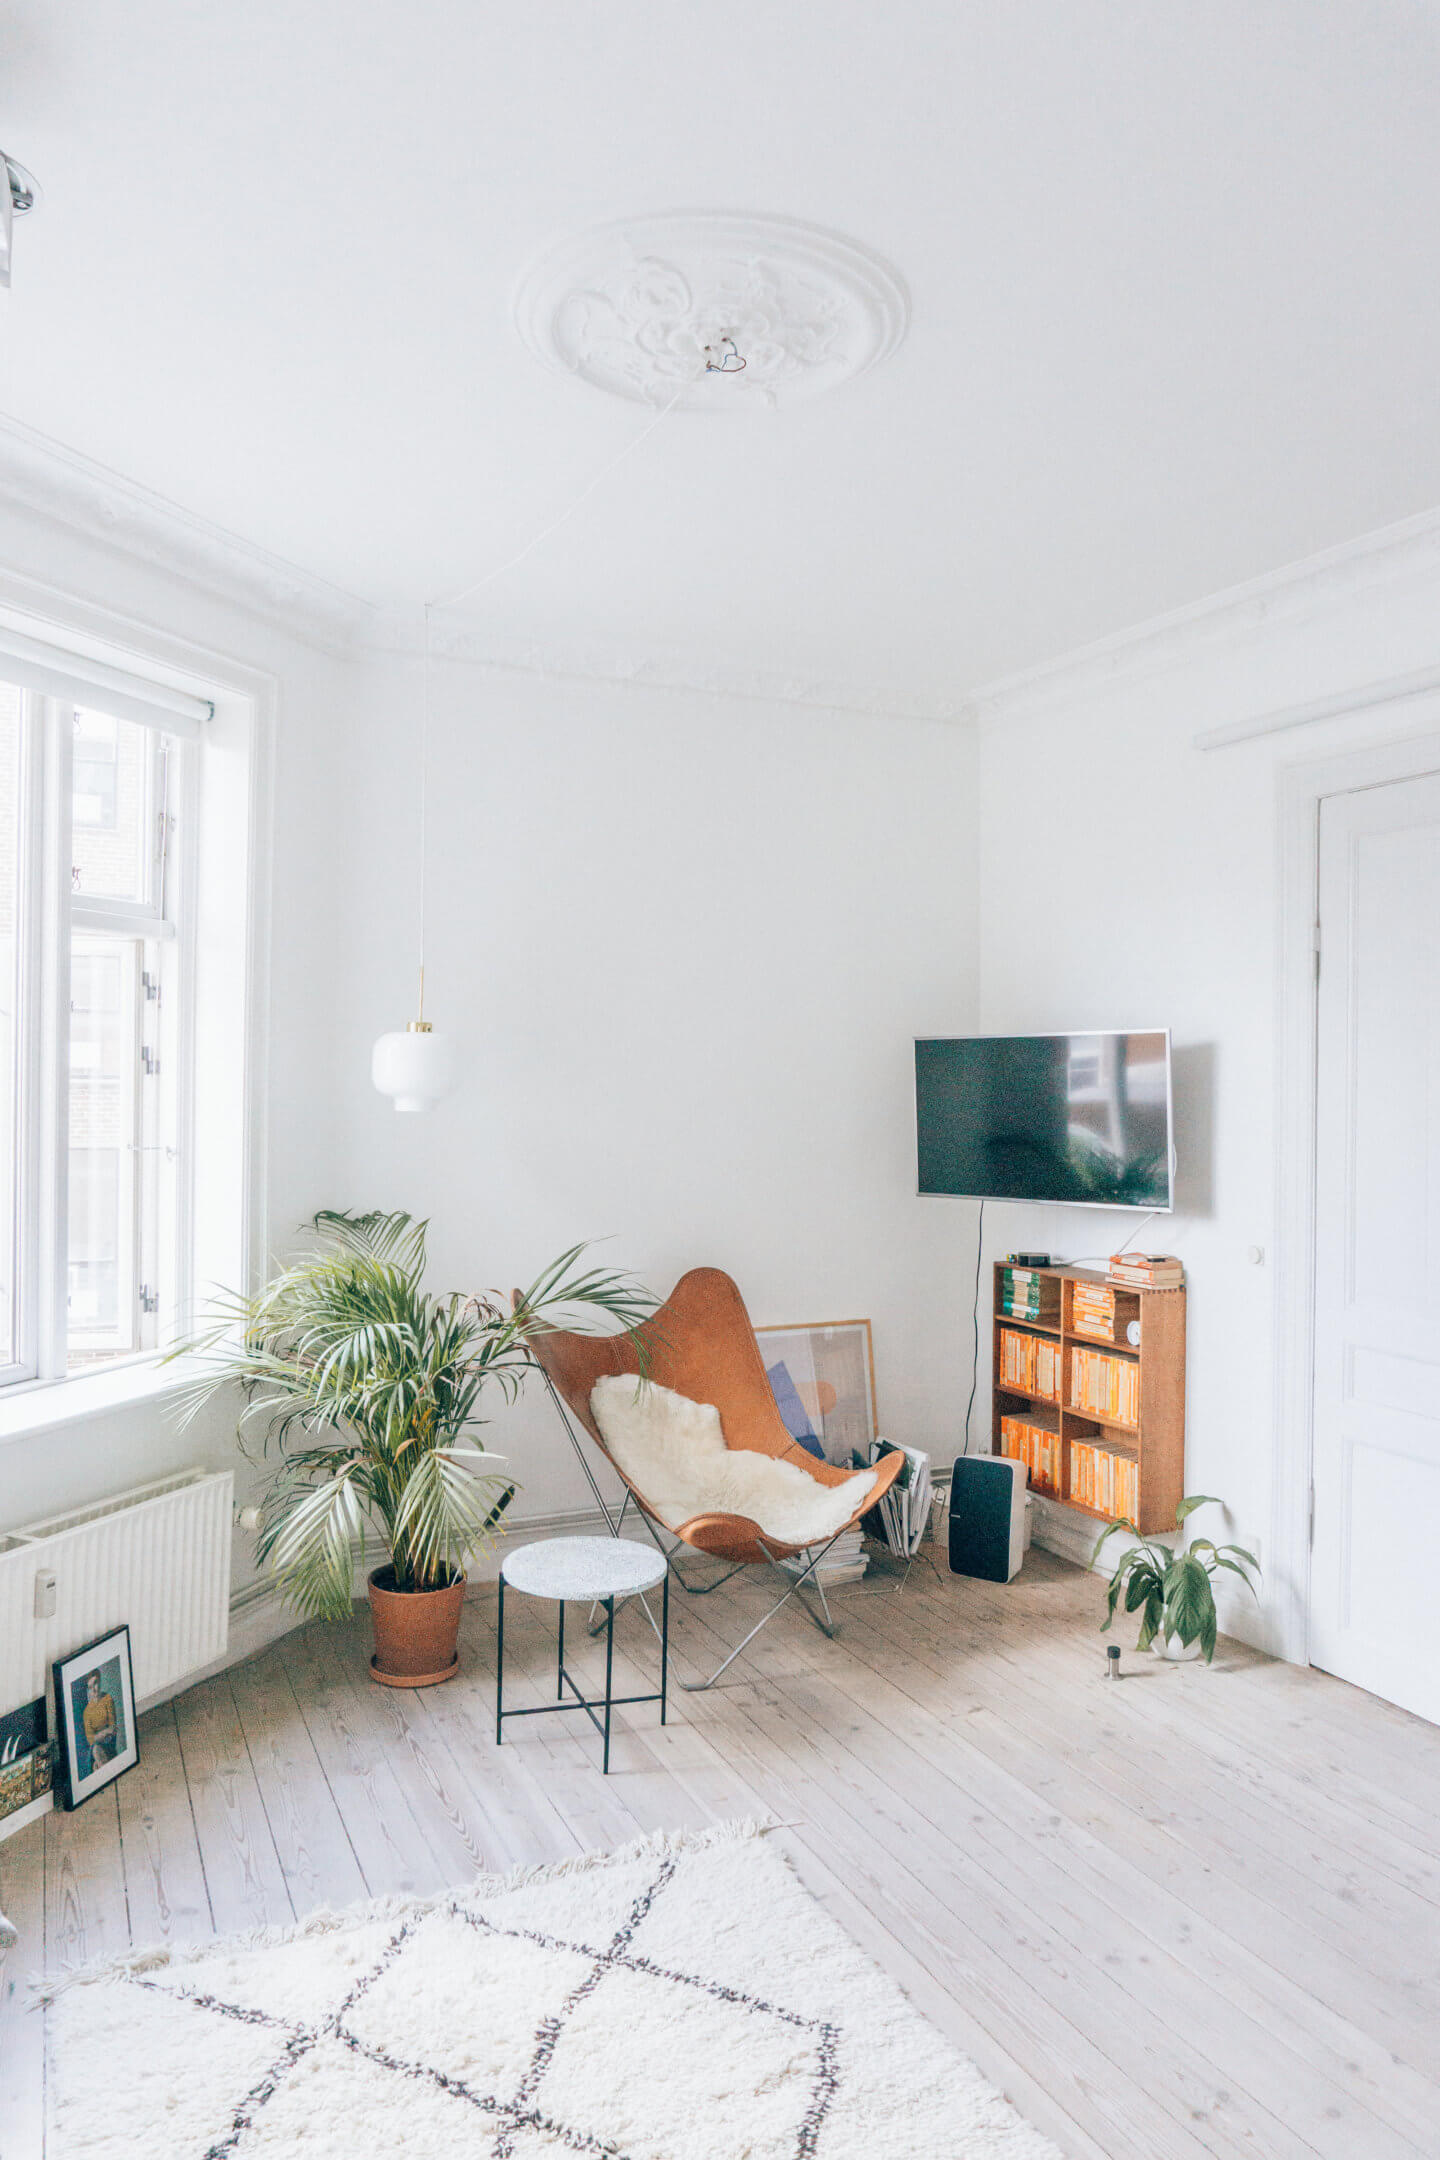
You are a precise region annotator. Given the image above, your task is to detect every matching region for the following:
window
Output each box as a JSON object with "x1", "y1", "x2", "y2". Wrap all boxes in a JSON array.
[
  {"x1": 71, "y1": 708, "x2": 120, "y2": 832},
  {"x1": 0, "y1": 682, "x2": 26, "y2": 1373},
  {"x1": 0, "y1": 664, "x2": 194, "y2": 1388}
]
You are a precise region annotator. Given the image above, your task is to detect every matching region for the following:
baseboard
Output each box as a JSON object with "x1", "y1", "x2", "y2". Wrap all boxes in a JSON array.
[
  {"x1": 222, "y1": 1575, "x2": 303, "y2": 1668},
  {"x1": 197, "y1": 1505, "x2": 622, "y2": 1692},
  {"x1": 1029, "y1": 1495, "x2": 1272, "y2": 1654},
  {"x1": 106, "y1": 1493, "x2": 1279, "y2": 1722},
  {"x1": 1028, "y1": 1496, "x2": 1107, "y2": 1572},
  {"x1": 6, "y1": 1521, "x2": 629, "y2": 1838},
  {"x1": 465, "y1": 1506, "x2": 618, "y2": 1580}
]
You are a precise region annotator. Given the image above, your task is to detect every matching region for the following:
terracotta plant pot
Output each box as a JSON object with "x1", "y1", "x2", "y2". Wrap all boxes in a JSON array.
[{"x1": 367, "y1": 1565, "x2": 466, "y2": 1687}]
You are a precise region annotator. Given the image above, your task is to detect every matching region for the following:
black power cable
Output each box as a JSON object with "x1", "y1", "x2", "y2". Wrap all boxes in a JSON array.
[{"x1": 962, "y1": 1198, "x2": 985, "y2": 1453}]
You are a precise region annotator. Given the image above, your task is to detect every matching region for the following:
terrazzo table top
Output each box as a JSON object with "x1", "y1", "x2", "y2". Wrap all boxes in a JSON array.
[{"x1": 500, "y1": 1534, "x2": 668, "y2": 1601}]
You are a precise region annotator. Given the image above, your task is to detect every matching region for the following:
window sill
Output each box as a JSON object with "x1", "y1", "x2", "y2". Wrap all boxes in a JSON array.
[{"x1": 0, "y1": 1356, "x2": 196, "y2": 1445}]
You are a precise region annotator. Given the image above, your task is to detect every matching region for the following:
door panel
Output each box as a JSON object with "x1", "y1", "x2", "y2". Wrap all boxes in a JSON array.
[{"x1": 1311, "y1": 772, "x2": 1440, "y2": 1722}]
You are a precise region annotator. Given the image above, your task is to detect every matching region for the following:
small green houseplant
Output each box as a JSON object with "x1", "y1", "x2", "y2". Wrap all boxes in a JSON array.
[
  {"x1": 1093, "y1": 1495, "x2": 1259, "y2": 1662},
  {"x1": 173, "y1": 1211, "x2": 652, "y2": 1683}
]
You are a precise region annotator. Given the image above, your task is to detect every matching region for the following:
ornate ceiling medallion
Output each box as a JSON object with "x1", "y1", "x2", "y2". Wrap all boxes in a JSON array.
[{"x1": 513, "y1": 211, "x2": 909, "y2": 410}]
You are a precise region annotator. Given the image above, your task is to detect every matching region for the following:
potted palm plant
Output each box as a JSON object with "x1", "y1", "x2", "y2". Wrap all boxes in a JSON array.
[
  {"x1": 1094, "y1": 1495, "x2": 1260, "y2": 1662},
  {"x1": 174, "y1": 1211, "x2": 652, "y2": 1685}
]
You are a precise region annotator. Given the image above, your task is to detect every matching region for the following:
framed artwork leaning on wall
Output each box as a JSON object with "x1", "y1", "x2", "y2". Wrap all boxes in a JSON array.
[
  {"x1": 52, "y1": 1624, "x2": 139, "y2": 1810},
  {"x1": 755, "y1": 1318, "x2": 878, "y2": 1468}
]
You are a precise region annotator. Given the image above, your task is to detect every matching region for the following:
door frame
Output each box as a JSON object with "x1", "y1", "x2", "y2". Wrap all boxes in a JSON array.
[{"x1": 1272, "y1": 713, "x2": 1440, "y2": 1666}]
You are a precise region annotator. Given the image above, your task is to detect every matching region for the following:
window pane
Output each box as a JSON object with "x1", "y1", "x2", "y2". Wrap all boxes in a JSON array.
[
  {"x1": 67, "y1": 934, "x2": 139, "y2": 1366},
  {"x1": 71, "y1": 708, "x2": 154, "y2": 903},
  {"x1": 0, "y1": 683, "x2": 23, "y2": 1366},
  {"x1": 68, "y1": 1150, "x2": 121, "y2": 1332}
]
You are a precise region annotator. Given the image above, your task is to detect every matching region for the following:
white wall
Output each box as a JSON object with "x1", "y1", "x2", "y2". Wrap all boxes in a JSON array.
[
  {"x1": 12, "y1": 469, "x2": 1437, "y2": 1676},
  {"x1": 334, "y1": 659, "x2": 980, "y2": 1522},
  {"x1": 973, "y1": 534, "x2": 1440, "y2": 1649},
  {"x1": 0, "y1": 499, "x2": 362, "y2": 1601},
  {"x1": 0, "y1": 493, "x2": 981, "y2": 1639}
]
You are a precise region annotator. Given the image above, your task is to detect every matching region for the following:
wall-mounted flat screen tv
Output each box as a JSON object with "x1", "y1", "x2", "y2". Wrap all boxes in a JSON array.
[{"x1": 915, "y1": 1031, "x2": 1173, "y2": 1210}]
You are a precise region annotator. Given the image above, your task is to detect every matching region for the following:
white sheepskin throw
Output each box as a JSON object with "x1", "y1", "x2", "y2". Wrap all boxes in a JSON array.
[
  {"x1": 589, "y1": 1374, "x2": 872, "y2": 1545},
  {"x1": 44, "y1": 1822, "x2": 1061, "y2": 2159}
]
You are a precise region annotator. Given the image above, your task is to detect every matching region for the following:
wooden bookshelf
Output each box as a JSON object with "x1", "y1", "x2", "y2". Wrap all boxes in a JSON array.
[{"x1": 992, "y1": 1263, "x2": 1186, "y2": 1533}]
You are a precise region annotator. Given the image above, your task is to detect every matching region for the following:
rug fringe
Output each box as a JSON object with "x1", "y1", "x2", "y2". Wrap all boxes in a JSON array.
[{"x1": 30, "y1": 1815, "x2": 781, "y2": 2006}]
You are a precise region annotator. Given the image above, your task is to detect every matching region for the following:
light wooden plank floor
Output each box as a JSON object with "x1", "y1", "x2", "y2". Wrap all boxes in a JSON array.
[{"x1": 2, "y1": 1544, "x2": 1438, "y2": 2159}]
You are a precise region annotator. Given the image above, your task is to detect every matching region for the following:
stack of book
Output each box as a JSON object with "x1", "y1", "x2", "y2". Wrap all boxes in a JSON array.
[
  {"x1": 1070, "y1": 1281, "x2": 1116, "y2": 1340},
  {"x1": 998, "y1": 1327, "x2": 1061, "y2": 1400},
  {"x1": 1069, "y1": 1345, "x2": 1139, "y2": 1425},
  {"x1": 780, "y1": 1527, "x2": 868, "y2": 1584},
  {"x1": 1108, "y1": 1252, "x2": 1184, "y2": 1289},
  {"x1": 1070, "y1": 1442, "x2": 1138, "y2": 1520},
  {"x1": 998, "y1": 1415, "x2": 1059, "y2": 1497},
  {"x1": 999, "y1": 1266, "x2": 1048, "y2": 1320}
]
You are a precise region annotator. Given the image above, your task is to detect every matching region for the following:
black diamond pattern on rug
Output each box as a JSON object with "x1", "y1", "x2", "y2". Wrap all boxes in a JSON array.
[{"x1": 118, "y1": 1858, "x2": 842, "y2": 2160}]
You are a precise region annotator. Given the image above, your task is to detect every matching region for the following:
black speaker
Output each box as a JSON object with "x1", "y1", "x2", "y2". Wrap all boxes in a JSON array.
[{"x1": 948, "y1": 1455, "x2": 1027, "y2": 1583}]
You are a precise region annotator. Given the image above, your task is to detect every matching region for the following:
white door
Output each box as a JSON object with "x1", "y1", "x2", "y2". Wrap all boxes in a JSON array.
[{"x1": 1310, "y1": 770, "x2": 1440, "y2": 1723}]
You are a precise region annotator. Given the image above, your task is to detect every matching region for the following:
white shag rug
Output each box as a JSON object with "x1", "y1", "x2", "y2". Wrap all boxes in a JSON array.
[
  {"x1": 590, "y1": 1376, "x2": 872, "y2": 1546},
  {"x1": 44, "y1": 1821, "x2": 1060, "y2": 2160}
]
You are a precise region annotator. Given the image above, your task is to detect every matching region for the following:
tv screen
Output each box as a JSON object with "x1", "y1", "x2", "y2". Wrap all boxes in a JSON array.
[{"x1": 915, "y1": 1031, "x2": 1173, "y2": 1209}]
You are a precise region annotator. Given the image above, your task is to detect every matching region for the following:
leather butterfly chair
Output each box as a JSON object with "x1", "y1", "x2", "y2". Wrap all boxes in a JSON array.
[{"x1": 517, "y1": 1267, "x2": 904, "y2": 1689}]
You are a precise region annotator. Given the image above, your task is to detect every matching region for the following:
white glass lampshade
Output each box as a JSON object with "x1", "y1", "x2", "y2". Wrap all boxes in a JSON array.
[{"x1": 372, "y1": 1021, "x2": 456, "y2": 1113}]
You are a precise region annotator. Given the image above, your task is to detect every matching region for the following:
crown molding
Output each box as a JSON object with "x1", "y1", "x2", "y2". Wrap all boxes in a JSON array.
[
  {"x1": 15, "y1": 405, "x2": 1436, "y2": 742},
  {"x1": 412, "y1": 500, "x2": 1440, "y2": 732},
  {"x1": 368, "y1": 613, "x2": 969, "y2": 725},
  {"x1": 965, "y1": 504, "x2": 1440, "y2": 731},
  {"x1": 1193, "y1": 660, "x2": 1440, "y2": 751},
  {"x1": 0, "y1": 413, "x2": 961, "y2": 717},
  {"x1": 0, "y1": 413, "x2": 377, "y2": 653}
]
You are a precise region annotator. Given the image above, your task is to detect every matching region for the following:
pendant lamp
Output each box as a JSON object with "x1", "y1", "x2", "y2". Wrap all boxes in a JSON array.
[
  {"x1": 371, "y1": 983, "x2": 456, "y2": 1112},
  {"x1": 368, "y1": 314, "x2": 754, "y2": 1112},
  {"x1": 373, "y1": 607, "x2": 457, "y2": 1113}
]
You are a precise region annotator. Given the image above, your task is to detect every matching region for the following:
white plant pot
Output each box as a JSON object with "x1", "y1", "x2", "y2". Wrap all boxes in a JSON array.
[{"x1": 1151, "y1": 1630, "x2": 1204, "y2": 1662}]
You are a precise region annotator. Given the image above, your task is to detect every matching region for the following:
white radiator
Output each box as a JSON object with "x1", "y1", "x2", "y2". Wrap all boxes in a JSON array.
[{"x1": 0, "y1": 1468, "x2": 233, "y2": 1717}]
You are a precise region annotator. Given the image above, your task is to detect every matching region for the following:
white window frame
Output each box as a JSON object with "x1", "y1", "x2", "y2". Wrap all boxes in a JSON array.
[
  {"x1": 0, "y1": 591, "x2": 271, "y2": 1433},
  {"x1": 4, "y1": 695, "x2": 195, "y2": 1386},
  {"x1": 66, "y1": 719, "x2": 194, "y2": 1369},
  {"x1": 0, "y1": 695, "x2": 44, "y2": 1387}
]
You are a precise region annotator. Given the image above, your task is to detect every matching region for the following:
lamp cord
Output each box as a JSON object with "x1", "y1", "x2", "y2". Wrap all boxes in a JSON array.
[
  {"x1": 417, "y1": 600, "x2": 432, "y2": 1019},
  {"x1": 1064, "y1": 1205, "x2": 1165, "y2": 1269},
  {"x1": 409, "y1": 371, "x2": 703, "y2": 1016},
  {"x1": 430, "y1": 377, "x2": 695, "y2": 615},
  {"x1": 962, "y1": 1198, "x2": 986, "y2": 1453}
]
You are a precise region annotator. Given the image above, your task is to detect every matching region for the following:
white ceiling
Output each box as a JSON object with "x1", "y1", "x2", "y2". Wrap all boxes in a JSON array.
[{"x1": 2, "y1": 2, "x2": 1439, "y2": 703}]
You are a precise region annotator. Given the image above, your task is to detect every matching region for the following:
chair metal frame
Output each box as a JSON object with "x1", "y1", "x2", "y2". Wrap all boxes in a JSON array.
[{"x1": 540, "y1": 1368, "x2": 845, "y2": 1690}]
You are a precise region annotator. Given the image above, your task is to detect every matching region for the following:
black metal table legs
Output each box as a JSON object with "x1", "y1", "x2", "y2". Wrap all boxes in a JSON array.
[{"x1": 495, "y1": 1569, "x2": 670, "y2": 1775}]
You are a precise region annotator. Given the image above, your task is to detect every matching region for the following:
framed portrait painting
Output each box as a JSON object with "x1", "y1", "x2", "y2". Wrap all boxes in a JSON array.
[
  {"x1": 52, "y1": 1625, "x2": 138, "y2": 1809},
  {"x1": 755, "y1": 1318, "x2": 878, "y2": 1468}
]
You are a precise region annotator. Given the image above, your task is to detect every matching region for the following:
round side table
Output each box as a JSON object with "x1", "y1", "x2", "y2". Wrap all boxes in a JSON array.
[{"x1": 496, "y1": 1536, "x2": 669, "y2": 1774}]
